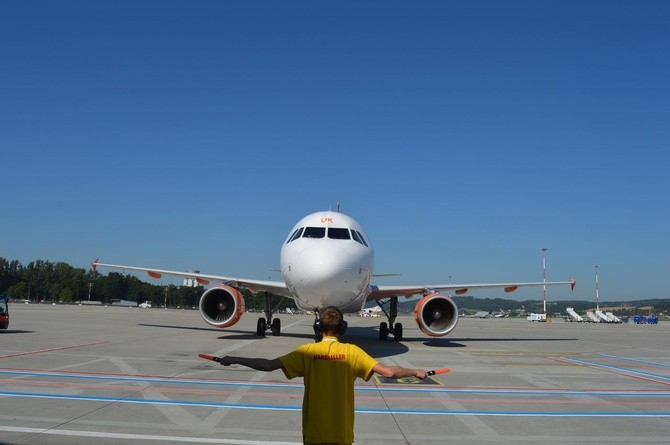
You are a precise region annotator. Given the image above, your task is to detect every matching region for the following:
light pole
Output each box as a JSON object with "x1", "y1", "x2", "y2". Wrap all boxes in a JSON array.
[
  {"x1": 594, "y1": 265, "x2": 600, "y2": 312},
  {"x1": 541, "y1": 248, "x2": 548, "y2": 317}
]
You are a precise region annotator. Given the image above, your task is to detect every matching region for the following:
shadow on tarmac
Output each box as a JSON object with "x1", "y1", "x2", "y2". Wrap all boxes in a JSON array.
[{"x1": 418, "y1": 336, "x2": 579, "y2": 348}]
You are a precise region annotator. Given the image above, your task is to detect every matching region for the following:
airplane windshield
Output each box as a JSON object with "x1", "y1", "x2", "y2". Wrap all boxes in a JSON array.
[
  {"x1": 288, "y1": 226, "x2": 367, "y2": 244},
  {"x1": 327, "y1": 228, "x2": 351, "y2": 240},
  {"x1": 351, "y1": 230, "x2": 368, "y2": 246},
  {"x1": 286, "y1": 227, "x2": 304, "y2": 243},
  {"x1": 302, "y1": 227, "x2": 326, "y2": 238}
]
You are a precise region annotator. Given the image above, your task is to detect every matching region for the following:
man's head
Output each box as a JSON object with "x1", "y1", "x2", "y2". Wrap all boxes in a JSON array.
[{"x1": 315, "y1": 306, "x2": 348, "y2": 336}]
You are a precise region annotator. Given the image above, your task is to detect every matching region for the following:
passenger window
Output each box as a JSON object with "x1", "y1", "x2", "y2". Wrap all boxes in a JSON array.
[
  {"x1": 328, "y1": 228, "x2": 351, "y2": 240},
  {"x1": 303, "y1": 227, "x2": 326, "y2": 238},
  {"x1": 353, "y1": 230, "x2": 368, "y2": 247},
  {"x1": 287, "y1": 227, "x2": 304, "y2": 243}
]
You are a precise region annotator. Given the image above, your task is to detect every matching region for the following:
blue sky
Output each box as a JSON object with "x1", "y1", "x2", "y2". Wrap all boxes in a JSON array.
[{"x1": 1, "y1": 1, "x2": 668, "y2": 302}]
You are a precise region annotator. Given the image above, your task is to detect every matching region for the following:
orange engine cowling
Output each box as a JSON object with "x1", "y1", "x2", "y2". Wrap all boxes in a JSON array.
[
  {"x1": 198, "y1": 285, "x2": 245, "y2": 328},
  {"x1": 414, "y1": 293, "x2": 459, "y2": 337}
]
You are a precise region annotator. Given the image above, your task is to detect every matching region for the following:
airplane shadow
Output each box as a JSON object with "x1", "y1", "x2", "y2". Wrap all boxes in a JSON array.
[
  {"x1": 137, "y1": 324, "x2": 577, "y2": 351},
  {"x1": 343, "y1": 327, "x2": 410, "y2": 357},
  {"x1": 138, "y1": 323, "x2": 309, "y2": 340},
  {"x1": 406, "y1": 336, "x2": 579, "y2": 348},
  {"x1": 136, "y1": 323, "x2": 408, "y2": 357},
  {"x1": 137, "y1": 323, "x2": 326, "y2": 341}
]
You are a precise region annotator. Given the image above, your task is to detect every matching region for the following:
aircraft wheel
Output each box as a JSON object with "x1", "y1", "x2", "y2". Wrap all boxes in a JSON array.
[
  {"x1": 393, "y1": 323, "x2": 403, "y2": 342},
  {"x1": 271, "y1": 318, "x2": 281, "y2": 336},
  {"x1": 379, "y1": 322, "x2": 389, "y2": 341},
  {"x1": 256, "y1": 317, "x2": 266, "y2": 336}
]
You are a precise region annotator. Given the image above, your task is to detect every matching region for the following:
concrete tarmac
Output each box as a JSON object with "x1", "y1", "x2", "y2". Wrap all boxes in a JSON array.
[{"x1": 1, "y1": 304, "x2": 669, "y2": 444}]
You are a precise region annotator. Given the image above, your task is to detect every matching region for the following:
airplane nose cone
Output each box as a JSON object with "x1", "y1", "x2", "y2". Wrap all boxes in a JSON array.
[
  {"x1": 295, "y1": 245, "x2": 350, "y2": 284},
  {"x1": 287, "y1": 244, "x2": 363, "y2": 308}
]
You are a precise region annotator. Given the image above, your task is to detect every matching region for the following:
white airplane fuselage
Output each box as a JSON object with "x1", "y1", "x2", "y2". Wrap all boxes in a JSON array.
[{"x1": 280, "y1": 211, "x2": 374, "y2": 313}]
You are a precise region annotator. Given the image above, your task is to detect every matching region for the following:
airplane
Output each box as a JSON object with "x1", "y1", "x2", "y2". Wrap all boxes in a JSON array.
[
  {"x1": 473, "y1": 311, "x2": 491, "y2": 319},
  {"x1": 92, "y1": 210, "x2": 575, "y2": 341}
]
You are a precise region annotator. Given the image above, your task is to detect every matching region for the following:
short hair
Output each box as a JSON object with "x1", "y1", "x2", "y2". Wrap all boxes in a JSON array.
[{"x1": 319, "y1": 306, "x2": 343, "y2": 334}]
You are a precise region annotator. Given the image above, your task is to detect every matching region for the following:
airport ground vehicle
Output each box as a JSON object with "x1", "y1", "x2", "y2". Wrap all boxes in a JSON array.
[{"x1": 0, "y1": 295, "x2": 9, "y2": 329}]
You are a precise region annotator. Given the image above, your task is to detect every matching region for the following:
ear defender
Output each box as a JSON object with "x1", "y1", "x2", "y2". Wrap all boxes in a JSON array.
[{"x1": 338, "y1": 319, "x2": 348, "y2": 335}]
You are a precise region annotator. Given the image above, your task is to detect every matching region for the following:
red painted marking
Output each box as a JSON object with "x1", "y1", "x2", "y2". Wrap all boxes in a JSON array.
[
  {"x1": 2, "y1": 379, "x2": 668, "y2": 408},
  {"x1": 0, "y1": 341, "x2": 110, "y2": 359}
]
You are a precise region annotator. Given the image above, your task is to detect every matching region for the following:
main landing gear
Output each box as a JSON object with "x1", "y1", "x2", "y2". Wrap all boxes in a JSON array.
[
  {"x1": 256, "y1": 292, "x2": 281, "y2": 337},
  {"x1": 377, "y1": 297, "x2": 403, "y2": 342}
]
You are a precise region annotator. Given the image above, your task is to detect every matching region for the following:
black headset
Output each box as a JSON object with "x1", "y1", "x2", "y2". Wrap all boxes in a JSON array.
[{"x1": 313, "y1": 306, "x2": 348, "y2": 336}]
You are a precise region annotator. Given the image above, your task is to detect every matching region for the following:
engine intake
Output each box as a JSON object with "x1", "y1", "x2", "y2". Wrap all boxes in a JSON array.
[
  {"x1": 199, "y1": 285, "x2": 245, "y2": 328},
  {"x1": 414, "y1": 293, "x2": 458, "y2": 337}
]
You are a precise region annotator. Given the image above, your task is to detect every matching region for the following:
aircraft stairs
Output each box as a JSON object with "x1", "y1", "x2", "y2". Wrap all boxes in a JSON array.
[
  {"x1": 566, "y1": 307, "x2": 584, "y2": 322},
  {"x1": 604, "y1": 311, "x2": 621, "y2": 323},
  {"x1": 586, "y1": 311, "x2": 600, "y2": 323}
]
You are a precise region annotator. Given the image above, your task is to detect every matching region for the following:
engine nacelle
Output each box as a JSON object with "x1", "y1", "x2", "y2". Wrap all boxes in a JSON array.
[
  {"x1": 414, "y1": 293, "x2": 458, "y2": 337},
  {"x1": 199, "y1": 285, "x2": 245, "y2": 328}
]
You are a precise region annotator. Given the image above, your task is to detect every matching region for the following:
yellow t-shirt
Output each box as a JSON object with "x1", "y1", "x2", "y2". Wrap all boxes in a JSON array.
[{"x1": 279, "y1": 336, "x2": 378, "y2": 444}]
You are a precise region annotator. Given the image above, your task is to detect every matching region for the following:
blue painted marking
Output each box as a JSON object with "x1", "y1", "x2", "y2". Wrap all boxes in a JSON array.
[
  {"x1": 562, "y1": 357, "x2": 670, "y2": 382},
  {"x1": 1, "y1": 390, "x2": 669, "y2": 417},
  {"x1": 597, "y1": 354, "x2": 670, "y2": 369},
  {"x1": 2, "y1": 369, "x2": 670, "y2": 396}
]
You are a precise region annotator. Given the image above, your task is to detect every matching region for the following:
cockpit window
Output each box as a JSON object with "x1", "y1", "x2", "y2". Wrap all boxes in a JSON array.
[
  {"x1": 327, "y1": 228, "x2": 351, "y2": 240},
  {"x1": 286, "y1": 227, "x2": 304, "y2": 243},
  {"x1": 352, "y1": 230, "x2": 369, "y2": 247},
  {"x1": 303, "y1": 227, "x2": 326, "y2": 238}
]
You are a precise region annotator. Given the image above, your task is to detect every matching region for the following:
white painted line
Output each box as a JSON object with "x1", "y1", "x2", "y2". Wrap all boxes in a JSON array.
[{"x1": 0, "y1": 425, "x2": 300, "y2": 444}]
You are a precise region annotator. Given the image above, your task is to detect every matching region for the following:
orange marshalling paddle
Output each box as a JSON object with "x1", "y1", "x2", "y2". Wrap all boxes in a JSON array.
[
  {"x1": 198, "y1": 353, "x2": 222, "y2": 363},
  {"x1": 427, "y1": 368, "x2": 451, "y2": 376}
]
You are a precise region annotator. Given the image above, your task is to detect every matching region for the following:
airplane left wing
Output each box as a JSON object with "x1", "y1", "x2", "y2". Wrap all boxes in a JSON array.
[
  {"x1": 366, "y1": 278, "x2": 575, "y2": 339},
  {"x1": 91, "y1": 260, "x2": 290, "y2": 297},
  {"x1": 368, "y1": 278, "x2": 576, "y2": 300}
]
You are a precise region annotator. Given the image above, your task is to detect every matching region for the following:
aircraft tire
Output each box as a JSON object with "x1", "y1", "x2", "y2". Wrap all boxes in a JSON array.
[
  {"x1": 271, "y1": 318, "x2": 281, "y2": 336},
  {"x1": 256, "y1": 317, "x2": 266, "y2": 336},
  {"x1": 379, "y1": 322, "x2": 389, "y2": 341},
  {"x1": 393, "y1": 322, "x2": 403, "y2": 342}
]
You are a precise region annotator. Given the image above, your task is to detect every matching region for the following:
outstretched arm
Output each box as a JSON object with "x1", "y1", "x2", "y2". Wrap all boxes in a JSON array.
[
  {"x1": 219, "y1": 356, "x2": 283, "y2": 372},
  {"x1": 373, "y1": 363, "x2": 427, "y2": 380}
]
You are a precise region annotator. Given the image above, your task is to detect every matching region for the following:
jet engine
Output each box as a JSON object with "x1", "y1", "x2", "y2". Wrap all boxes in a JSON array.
[
  {"x1": 414, "y1": 293, "x2": 458, "y2": 337},
  {"x1": 198, "y1": 285, "x2": 245, "y2": 328}
]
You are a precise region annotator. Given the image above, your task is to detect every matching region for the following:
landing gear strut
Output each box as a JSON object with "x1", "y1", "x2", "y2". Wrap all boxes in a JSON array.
[
  {"x1": 256, "y1": 292, "x2": 281, "y2": 336},
  {"x1": 377, "y1": 297, "x2": 403, "y2": 341}
]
